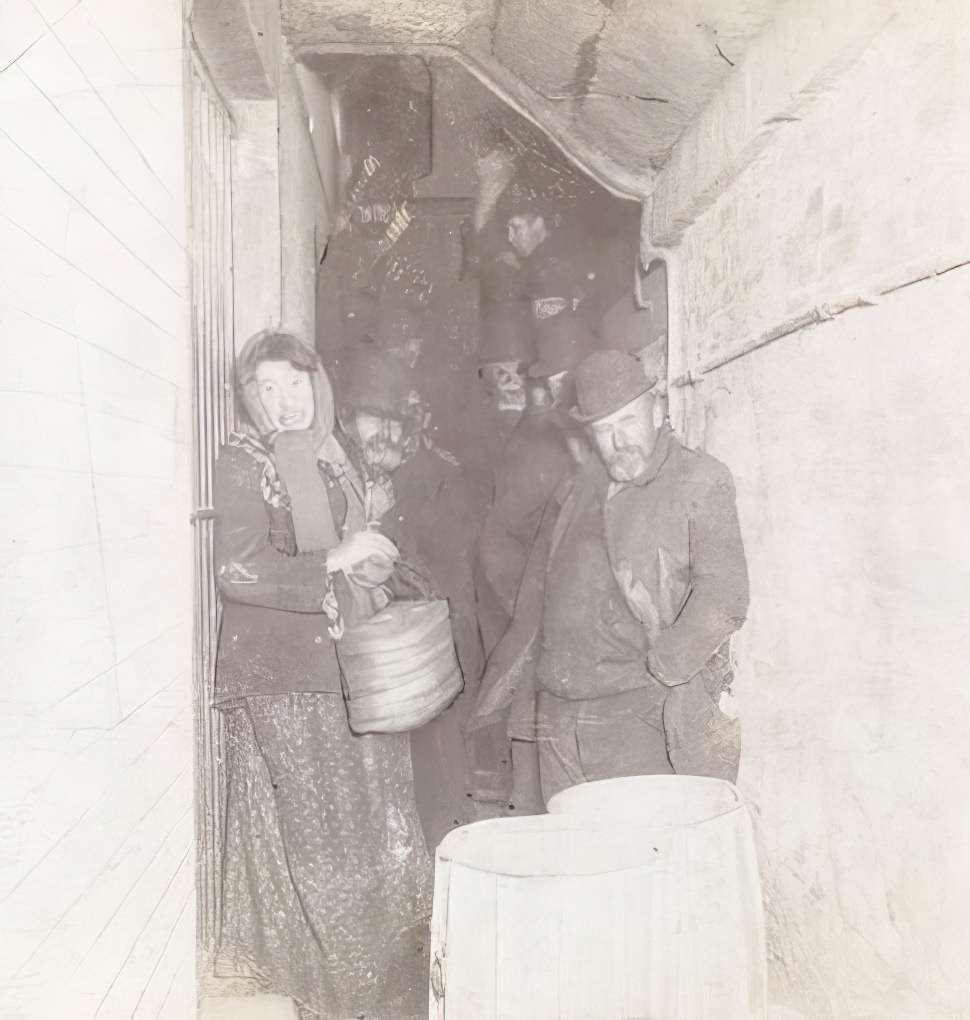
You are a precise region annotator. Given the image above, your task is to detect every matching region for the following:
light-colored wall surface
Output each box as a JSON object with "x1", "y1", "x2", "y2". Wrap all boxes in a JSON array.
[
  {"x1": 278, "y1": 59, "x2": 329, "y2": 343},
  {"x1": 662, "y1": 6, "x2": 970, "y2": 1017},
  {"x1": 229, "y1": 63, "x2": 328, "y2": 352},
  {"x1": 0, "y1": 0, "x2": 195, "y2": 1016},
  {"x1": 230, "y1": 99, "x2": 282, "y2": 350}
]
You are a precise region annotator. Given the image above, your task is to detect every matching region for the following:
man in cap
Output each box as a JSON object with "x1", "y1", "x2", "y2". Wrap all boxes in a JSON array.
[
  {"x1": 505, "y1": 202, "x2": 588, "y2": 347},
  {"x1": 335, "y1": 342, "x2": 486, "y2": 848},
  {"x1": 472, "y1": 197, "x2": 583, "y2": 497},
  {"x1": 472, "y1": 349, "x2": 749, "y2": 804}
]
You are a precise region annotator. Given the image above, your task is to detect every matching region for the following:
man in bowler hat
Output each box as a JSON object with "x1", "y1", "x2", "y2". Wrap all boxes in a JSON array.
[{"x1": 471, "y1": 349, "x2": 749, "y2": 804}]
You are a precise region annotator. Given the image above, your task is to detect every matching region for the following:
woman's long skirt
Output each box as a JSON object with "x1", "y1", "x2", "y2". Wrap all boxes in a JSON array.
[{"x1": 216, "y1": 692, "x2": 433, "y2": 1019}]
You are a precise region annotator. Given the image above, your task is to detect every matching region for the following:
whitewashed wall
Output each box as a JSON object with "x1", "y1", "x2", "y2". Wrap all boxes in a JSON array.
[
  {"x1": 279, "y1": 58, "x2": 329, "y2": 344},
  {"x1": 0, "y1": 0, "x2": 195, "y2": 1016},
  {"x1": 230, "y1": 99, "x2": 281, "y2": 350},
  {"x1": 655, "y1": 4, "x2": 970, "y2": 1017},
  {"x1": 229, "y1": 64, "x2": 328, "y2": 353}
]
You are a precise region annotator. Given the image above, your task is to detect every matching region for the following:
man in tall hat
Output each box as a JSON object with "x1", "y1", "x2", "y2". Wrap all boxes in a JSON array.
[
  {"x1": 469, "y1": 317, "x2": 597, "y2": 814},
  {"x1": 474, "y1": 314, "x2": 595, "y2": 656},
  {"x1": 471, "y1": 349, "x2": 749, "y2": 806}
]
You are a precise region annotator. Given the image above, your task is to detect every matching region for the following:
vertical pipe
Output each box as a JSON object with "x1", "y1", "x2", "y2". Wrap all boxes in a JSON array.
[
  {"x1": 188, "y1": 50, "x2": 236, "y2": 956},
  {"x1": 223, "y1": 116, "x2": 235, "y2": 434},
  {"x1": 187, "y1": 43, "x2": 235, "y2": 966},
  {"x1": 205, "y1": 81, "x2": 220, "y2": 954},
  {"x1": 200, "y1": 73, "x2": 217, "y2": 953},
  {"x1": 215, "y1": 99, "x2": 233, "y2": 950},
  {"x1": 189, "y1": 58, "x2": 210, "y2": 948},
  {"x1": 204, "y1": 89, "x2": 224, "y2": 948},
  {"x1": 211, "y1": 95, "x2": 225, "y2": 452}
]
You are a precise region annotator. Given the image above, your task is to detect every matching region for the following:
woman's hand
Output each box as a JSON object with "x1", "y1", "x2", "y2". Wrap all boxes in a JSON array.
[{"x1": 327, "y1": 530, "x2": 399, "y2": 587}]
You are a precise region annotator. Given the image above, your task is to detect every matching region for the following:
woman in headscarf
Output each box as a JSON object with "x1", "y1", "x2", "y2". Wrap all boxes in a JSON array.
[{"x1": 212, "y1": 329, "x2": 432, "y2": 1020}]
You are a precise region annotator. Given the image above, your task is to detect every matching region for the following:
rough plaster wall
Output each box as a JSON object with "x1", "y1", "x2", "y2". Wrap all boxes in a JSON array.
[
  {"x1": 229, "y1": 63, "x2": 327, "y2": 351},
  {"x1": 0, "y1": 0, "x2": 195, "y2": 1016},
  {"x1": 412, "y1": 57, "x2": 495, "y2": 199},
  {"x1": 491, "y1": 0, "x2": 777, "y2": 172},
  {"x1": 279, "y1": 59, "x2": 329, "y2": 342},
  {"x1": 231, "y1": 100, "x2": 281, "y2": 351},
  {"x1": 663, "y1": 7, "x2": 970, "y2": 1017},
  {"x1": 244, "y1": 0, "x2": 282, "y2": 94},
  {"x1": 281, "y1": 0, "x2": 780, "y2": 196},
  {"x1": 225, "y1": 0, "x2": 332, "y2": 344},
  {"x1": 673, "y1": 3, "x2": 969, "y2": 374}
]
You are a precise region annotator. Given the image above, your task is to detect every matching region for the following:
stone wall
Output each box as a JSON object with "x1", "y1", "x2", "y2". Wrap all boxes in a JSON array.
[{"x1": 655, "y1": 4, "x2": 970, "y2": 1015}]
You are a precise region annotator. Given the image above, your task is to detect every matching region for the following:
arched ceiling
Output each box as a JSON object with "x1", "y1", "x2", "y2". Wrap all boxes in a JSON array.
[{"x1": 282, "y1": 0, "x2": 784, "y2": 197}]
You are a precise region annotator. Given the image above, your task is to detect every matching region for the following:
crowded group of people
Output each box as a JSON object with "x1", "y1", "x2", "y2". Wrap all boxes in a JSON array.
[{"x1": 210, "y1": 200, "x2": 749, "y2": 1019}]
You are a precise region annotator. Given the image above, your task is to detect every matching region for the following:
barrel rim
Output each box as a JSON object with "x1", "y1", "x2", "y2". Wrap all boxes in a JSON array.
[
  {"x1": 547, "y1": 774, "x2": 745, "y2": 826},
  {"x1": 435, "y1": 810, "x2": 755, "y2": 878}
]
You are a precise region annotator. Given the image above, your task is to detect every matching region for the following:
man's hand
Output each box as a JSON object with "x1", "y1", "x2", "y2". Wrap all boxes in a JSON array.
[
  {"x1": 614, "y1": 560, "x2": 663, "y2": 638},
  {"x1": 328, "y1": 531, "x2": 399, "y2": 585}
]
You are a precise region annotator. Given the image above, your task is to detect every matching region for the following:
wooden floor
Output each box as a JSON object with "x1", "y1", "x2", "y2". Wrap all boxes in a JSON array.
[{"x1": 199, "y1": 991, "x2": 298, "y2": 1019}]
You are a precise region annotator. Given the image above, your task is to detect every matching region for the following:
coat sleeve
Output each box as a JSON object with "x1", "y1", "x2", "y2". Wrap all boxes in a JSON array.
[
  {"x1": 425, "y1": 460, "x2": 488, "y2": 689},
  {"x1": 477, "y1": 424, "x2": 573, "y2": 614},
  {"x1": 213, "y1": 447, "x2": 333, "y2": 613},
  {"x1": 647, "y1": 459, "x2": 749, "y2": 685},
  {"x1": 469, "y1": 478, "x2": 566, "y2": 733}
]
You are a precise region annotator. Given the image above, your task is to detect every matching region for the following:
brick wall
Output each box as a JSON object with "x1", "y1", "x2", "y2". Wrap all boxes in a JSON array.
[
  {"x1": 0, "y1": 0, "x2": 195, "y2": 1016},
  {"x1": 655, "y1": 4, "x2": 970, "y2": 1016}
]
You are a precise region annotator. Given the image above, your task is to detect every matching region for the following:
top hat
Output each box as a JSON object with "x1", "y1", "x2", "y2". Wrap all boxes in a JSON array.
[
  {"x1": 571, "y1": 349, "x2": 659, "y2": 424},
  {"x1": 337, "y1": 343, "x2": 412, "y2": 421},
  {"x1": 479, "y1": 301, "x2": 535, "y2": 366},
  {"x1": 527, "y1": 313, "x2": 595, "y2": 379}
]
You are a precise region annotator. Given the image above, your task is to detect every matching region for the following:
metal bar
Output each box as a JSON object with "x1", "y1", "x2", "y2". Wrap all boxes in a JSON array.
[
  {"x1": 189, "y1": 58, "x2": 212, "y2": 950},
  {"x1": 187, "y1": 47, "x2": 233, "y2": 961},
  {"x1": 671, "y1": 259, "x2": 970, "y2": 388},
  {"x1": 204, "y1": 87, "x2": 225, "y2": 951},
  {"x1": 223, "y1": 119, "x2": 235, "y2": 432},
  {"x1": 201, "y1": 80, "x2": 218, "y2": 957}
]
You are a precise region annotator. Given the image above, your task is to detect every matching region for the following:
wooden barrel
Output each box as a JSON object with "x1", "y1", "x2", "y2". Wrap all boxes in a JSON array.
[
  {"x1": 430, "y1": 777, "x2": 765, "y2": 1019},
  {"x1": 336, "y1": 599, "x2": 463, "y2": 734}
]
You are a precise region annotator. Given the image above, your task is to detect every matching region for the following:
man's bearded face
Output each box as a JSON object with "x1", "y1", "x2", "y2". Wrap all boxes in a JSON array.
[
  {"x1": 479, "y1": 362, "x2": 525, "y2": 412},
  {"x1": 590, "y1": 392, "x2": 662, "y2": 483},
  {"x1": 355, "y1": 410, "x2": 406, "y2": 473}
]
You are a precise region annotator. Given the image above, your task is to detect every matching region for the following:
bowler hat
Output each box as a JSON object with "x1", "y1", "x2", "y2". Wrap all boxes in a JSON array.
[{"x1": 571, "y1": 349, "x2": 658, "y2": 424}]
